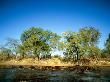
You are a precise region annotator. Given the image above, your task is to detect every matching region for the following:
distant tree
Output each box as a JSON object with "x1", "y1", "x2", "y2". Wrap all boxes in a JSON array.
[
  {"x1": 5, "y1": 38, "x2": 20, "y2": 55},
  {"x1": 53, "y1": 54, "x2": 61, "y2": 59},
  {"x1": 0, "y1": 47, "x2": 11, "y2": 60},
  {"x1": 20, "y1": 27, "x2": 61, "y2": 59},
  {"x1": 104, "y1": 33, "x2": 110, "y2": 57}
]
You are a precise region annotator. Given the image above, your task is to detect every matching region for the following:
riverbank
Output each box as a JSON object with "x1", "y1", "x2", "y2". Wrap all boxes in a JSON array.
[
  {"x1": 0, "y1": 58, "x2": 110, "y2": 81},
  {"x1": 0, "y1": 58, "x2": 110, "y2": 67}
]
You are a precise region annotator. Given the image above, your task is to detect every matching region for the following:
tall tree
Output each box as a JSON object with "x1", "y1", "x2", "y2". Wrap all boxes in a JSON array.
[
  {"x1": 63, "y1": 31, "x2": 81, "y2": 60},
  {"x1": 20, "y1": 27, "x2": 60, "y2": 59},
  {"x1": 63, "y1": 27, "x2": 101, "y2": 60},
  {"x1": 79, "y1": 27, "x2": 101, "y2": 58}
]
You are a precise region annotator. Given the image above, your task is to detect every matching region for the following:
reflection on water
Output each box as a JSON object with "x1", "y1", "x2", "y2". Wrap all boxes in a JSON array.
[{"x1": 0, "y1": 66, "x2": 110, "y2": 82}]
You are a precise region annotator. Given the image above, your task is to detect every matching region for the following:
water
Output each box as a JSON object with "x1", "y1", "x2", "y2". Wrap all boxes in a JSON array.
[{"x1": 0, "y1": 66, "x2": 110, "y2": 82}]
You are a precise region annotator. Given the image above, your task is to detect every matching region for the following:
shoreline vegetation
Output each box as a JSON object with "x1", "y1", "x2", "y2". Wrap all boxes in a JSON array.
[{"x1": 0, "y1": 27, "x2": 110, "y2": 70}]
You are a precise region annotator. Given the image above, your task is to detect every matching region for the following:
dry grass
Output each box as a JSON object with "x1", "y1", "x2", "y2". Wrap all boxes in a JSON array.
[
  {"x1": 90, "y1": 59, "x2": 110, "y2": 66},
  {"x1": 0, "y1": 58, "x2": 110, "y2": 66},
  {"x1": 0, "y1": 58, "x2": 74, "y2": 66}
]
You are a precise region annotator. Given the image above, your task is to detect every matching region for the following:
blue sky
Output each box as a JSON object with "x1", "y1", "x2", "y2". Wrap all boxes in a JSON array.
[{"x1": 0, "y1": 0, "x2": 110, "y2": 49}]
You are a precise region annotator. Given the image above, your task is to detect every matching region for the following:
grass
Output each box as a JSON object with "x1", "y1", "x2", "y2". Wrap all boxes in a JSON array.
[
  {"x1": 0, "y1": 57, "x2": 110, "y2": 66},
  {"x1": 0, "y1": 58, "x2": 73, "y2": 66}
]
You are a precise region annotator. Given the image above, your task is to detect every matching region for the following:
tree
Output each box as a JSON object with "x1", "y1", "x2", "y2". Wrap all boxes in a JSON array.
[
  {"x1": 63, "y1": 31, "x2": 81, "y2": 60},
  {"x1": 79, "y1": 27, "x2": 100, "y2": 46},
  {"x1": 20, "y1": 27, "x2": 61, "y2": 59},
  {"x1": 16, "y1": 44, "x2": 27, "y2": 58},
  {"x1": 63, "y1": 27, "x2": 101, "y2": 61},
  {"x1": 5, "y1": 38, "x2": 20, "y2": 55},
  {"x1": 79, "y1": 27, "x2": 101, "y2": 58},
  {"x1": 0, "y1": 47, "x2": 11, "y2": 60},
  {"x1": 104, "y1": 33, "x2": 110, "y2": 57}
]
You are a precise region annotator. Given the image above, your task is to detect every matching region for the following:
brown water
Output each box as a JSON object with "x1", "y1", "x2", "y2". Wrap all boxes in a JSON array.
[{"x1": 0, "y1": 66, "x2": 110, "y2": 82}]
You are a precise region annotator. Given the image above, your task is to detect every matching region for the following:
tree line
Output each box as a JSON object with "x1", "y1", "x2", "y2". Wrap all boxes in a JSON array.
[{"x1": 0, "y1": 27, "x2": 110, "y2": 61}]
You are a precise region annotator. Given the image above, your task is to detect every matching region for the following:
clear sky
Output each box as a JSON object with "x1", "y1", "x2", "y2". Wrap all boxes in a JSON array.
[{"x1": 0, "y1": 0, "x2": 110, "y2": 49}]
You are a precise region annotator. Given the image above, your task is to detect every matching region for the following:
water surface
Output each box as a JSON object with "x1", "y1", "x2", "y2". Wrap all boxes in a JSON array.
[{"x1": 0, "y1": 66, "x2": 110, "y2": 82}]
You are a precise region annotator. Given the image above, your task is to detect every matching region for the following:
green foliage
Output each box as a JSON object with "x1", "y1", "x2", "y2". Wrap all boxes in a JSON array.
[
  {"x1": 101, "y1": 49, "x2": 108, "y2": 58},
  {"x1": 0, "y1": 26, "x2": 107, "y2": 61},
  {"x1": 79, "y1": 27, "x2": 100, "y2": 46},
  {"x1": 63, "y1": 31, "x2": 81, "y2": 60},
  {"x1": 102, "y1": 33, "x2": 110, "y2": 58},
  {"x1": 79, "y1": 27, "x2": 101, "y2": 58},
  {"x1": 89, "y1": 46, "x2": 101, "y2": 58},
  {"x1": 53, "y1": 54, "x2": 61, "y2": 58},
  {"x1": 16, "y1": 44, "x2": 26, "y2": 58},
  {"x1": 63, "y1": 27, "x2": 101, "y2": 60},
  {"x1": 0, "y1": 47, "x2": 11, "y2": 55},
  {"x1": 0, "y1": 47, "x2": 11, "y2": 60},
  {"x1": 105, "y1": 33, "x2": 110, "y2": 54},
  {"x1": 20, "y1": 27, "x2": 61, "y2": 59}
]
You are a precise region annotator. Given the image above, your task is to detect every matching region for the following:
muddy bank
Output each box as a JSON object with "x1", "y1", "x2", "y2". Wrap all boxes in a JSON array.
[{"x1": 0, "y1": 65, "x2": 100, "y2": 71}]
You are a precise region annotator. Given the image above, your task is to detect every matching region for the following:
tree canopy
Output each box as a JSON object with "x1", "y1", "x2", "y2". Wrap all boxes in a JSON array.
[
  {"x1": 63, "y1": 27, "x2": 101, "y2": 60},
  {"x1": 20, "y1": 27, "x2": 61, "y2": 59}
]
